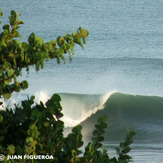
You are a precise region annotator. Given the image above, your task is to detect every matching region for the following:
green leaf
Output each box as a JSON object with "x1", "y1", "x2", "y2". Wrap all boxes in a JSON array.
[
  {"x1": 97, "y1": 115, "x2": 108, "y2": 125},
  {"x1": 57, "y1": 36, "x2": 65, "y2": 47},
  {"x1": 20, "y1": 80, "x2": 28, "y2": 90},
  {"x1": 14, "y1": 85, "x2": 21, "y2": 92},
  {"x1": 122, "y1": 147, "x2": 131, "y2": 154},
  {"x1": 22, "y1": 42, "x2": 29, "y2": 51},
  {"x1": 12, "y1": 30, "x2": 20, "y2": 37},
  {"x1": 3, "y1": 24, "x2": 10, "y2": 31},
  {"x1": 15, "y1": 145, "x2": 23, "y2": 155},
  {"x1": 81, "y1": 29, "x2": 89, "y2": 38},
  {"x1": 9, "y1": 10, "x2": 17, "y2": 26},
  {"x1": 7, "y1": 69, "x2": 14, "y2": 77},
  {"x1": 35, "y1": 36, "x2": 44, "y2": 45},
  {"x1": 46, "y1": 106, "x2": 55, "y2": 114},
  {"x1": 36, "y1": 51, "x2": 48, "y2": 60},
  {"x1": 119, "y1": 154, "x2": 131, "y2": 161},
  {"x1": 31, "y1": 109, "x2": 42, "y2": 119},
  {"x1": 0, "y1": 136, "x2": 5, "y2": 142},
  {"x1": 4, "y1": 78, "x2": 12, "y2": 85},
  {"x1": 51, "y1": 94, "x2": 61, "y2": 102},
  {"x1": 72, "y1": 125, "x2": 82, "y2": 133},
  {"x1": 8, "y1": 53, "x2": 15, "y2": 58},
  {"x1": 11, "y1": 10, "x2": 16, "y2": 18},
  {"x1": 31, "y1": 140, "x2": 37, "y2": 147},
  {"x1": 3, "y1": 62, "x2": 11, "y2": 71},
  {"x1": 5, "y1": 34, "x2": 12, "y2": 41},
  {"x1": 28, "y1": 33, "x2": 35, "y2": 45},
  {"x1": 50, "y1": 40, "x2": 56, "y2": 48},
  {"x1": 73, "y1": 37, "x2": 83, "y2": 48},
  {"x1": 0, "y1": 114, "x2": 3, "y2": 123},
  {"x1": 65, "y1": 34, "x2": 72, "y2": 42},
  {"x1": 17, "y1": 19, "x2": 24, "y2": 25},
  {"x1": 30, "y1": 95, "x2": 35, "y2": 101},
  {"x1": 44, "y1": 121, "x2": 50, "y2": 127},
  {"x1": 26, "y1": 137, "x2": 33, "y2": 143},
  {"x1": 2, "y1": 93, "x2": 11, "y2": 99},
  {"x1": 7, "y1": 145, "x2": 15, "y2": 154},
  {"x1": 0, "y1": 9, "x2": 3, "y2": 17}
]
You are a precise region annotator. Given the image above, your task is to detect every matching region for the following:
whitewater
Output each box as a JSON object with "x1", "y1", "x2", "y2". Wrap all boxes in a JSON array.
[
  {"x1": 1, "y1": 0, "x2": 163, "y2": 162},
  {"x1": 61, "y1": 90, "x2": 117, "y2": 127}
]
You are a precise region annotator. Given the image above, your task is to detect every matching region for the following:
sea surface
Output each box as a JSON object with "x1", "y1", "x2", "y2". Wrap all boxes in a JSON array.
[{"x1": 1, "y1": 0, "x2": 163, "y2": 162}]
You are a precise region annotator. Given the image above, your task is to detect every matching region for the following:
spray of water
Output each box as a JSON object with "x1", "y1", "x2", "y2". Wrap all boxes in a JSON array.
[
  {"x1": 63, "y1": 90, "x2": 117, "y2": 128},
  {"x1": 0, "y1": 90, "x2": 50, "y2": 110},
  {"x1": 34, "y1": 91, "x2": 50, "y2": 104},
  {"x1": 0, "y1": 90, "x2": 117, "y2": 128}
]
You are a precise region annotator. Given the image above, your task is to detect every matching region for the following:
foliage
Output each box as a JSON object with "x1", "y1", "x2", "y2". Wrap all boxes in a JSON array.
[
  {"x1": 0, "y1": 94, "x2": 64, "y2": 162},
  {"x1": 116, "y1": 130, "x2": 136, "y2": 162},
  {"x1": 0, "y1": 9, "x2": 135, "y2": 162},
  {"x1": 0, "y1": 96, "x2": 135, "y2": 162},
  {"x1": 0, "y1": 9, "x2": 89, "y2": 99}
]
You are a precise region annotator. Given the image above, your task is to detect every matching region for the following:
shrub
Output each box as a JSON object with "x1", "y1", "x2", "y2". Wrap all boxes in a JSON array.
[{"x1": 0, "y1": 95, "x2": 135, "y2": 162}]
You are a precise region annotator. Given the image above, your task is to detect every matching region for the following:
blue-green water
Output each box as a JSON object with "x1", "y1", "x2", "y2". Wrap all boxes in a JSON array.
[{"x1": 1, "y1": 0, "x2": 163, "y2": 162}]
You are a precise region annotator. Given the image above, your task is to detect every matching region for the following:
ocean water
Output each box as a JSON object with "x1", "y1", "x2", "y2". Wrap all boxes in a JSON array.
[{"x1": 1, "y1": 0, "x2": 163, "y2": 162}]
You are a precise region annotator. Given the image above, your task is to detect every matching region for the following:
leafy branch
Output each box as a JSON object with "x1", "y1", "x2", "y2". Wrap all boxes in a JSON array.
[{"x1": 0, "y1": 9, "x2": 89, "y2": 99}]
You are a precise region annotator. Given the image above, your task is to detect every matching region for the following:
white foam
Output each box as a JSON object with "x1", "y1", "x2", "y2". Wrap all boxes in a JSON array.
[
  {"x1": 100, "y1": 90, "x2": 117, "y2": 107},
  {"x1": 62, "y1": 116, "x2": 82, "y2": 127},
  {"x1": 80, "y1": 90, "x2": 117, "y2": 120},
  {"x1": 34, "y1": 91, "x2": 50, "y2": 104},
  {"x1": 0, "y1": 90, "x2": 51, "y2": 110},
  {"x1": 62, "y1": 90, "x2": 117, "y2": 127}
]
